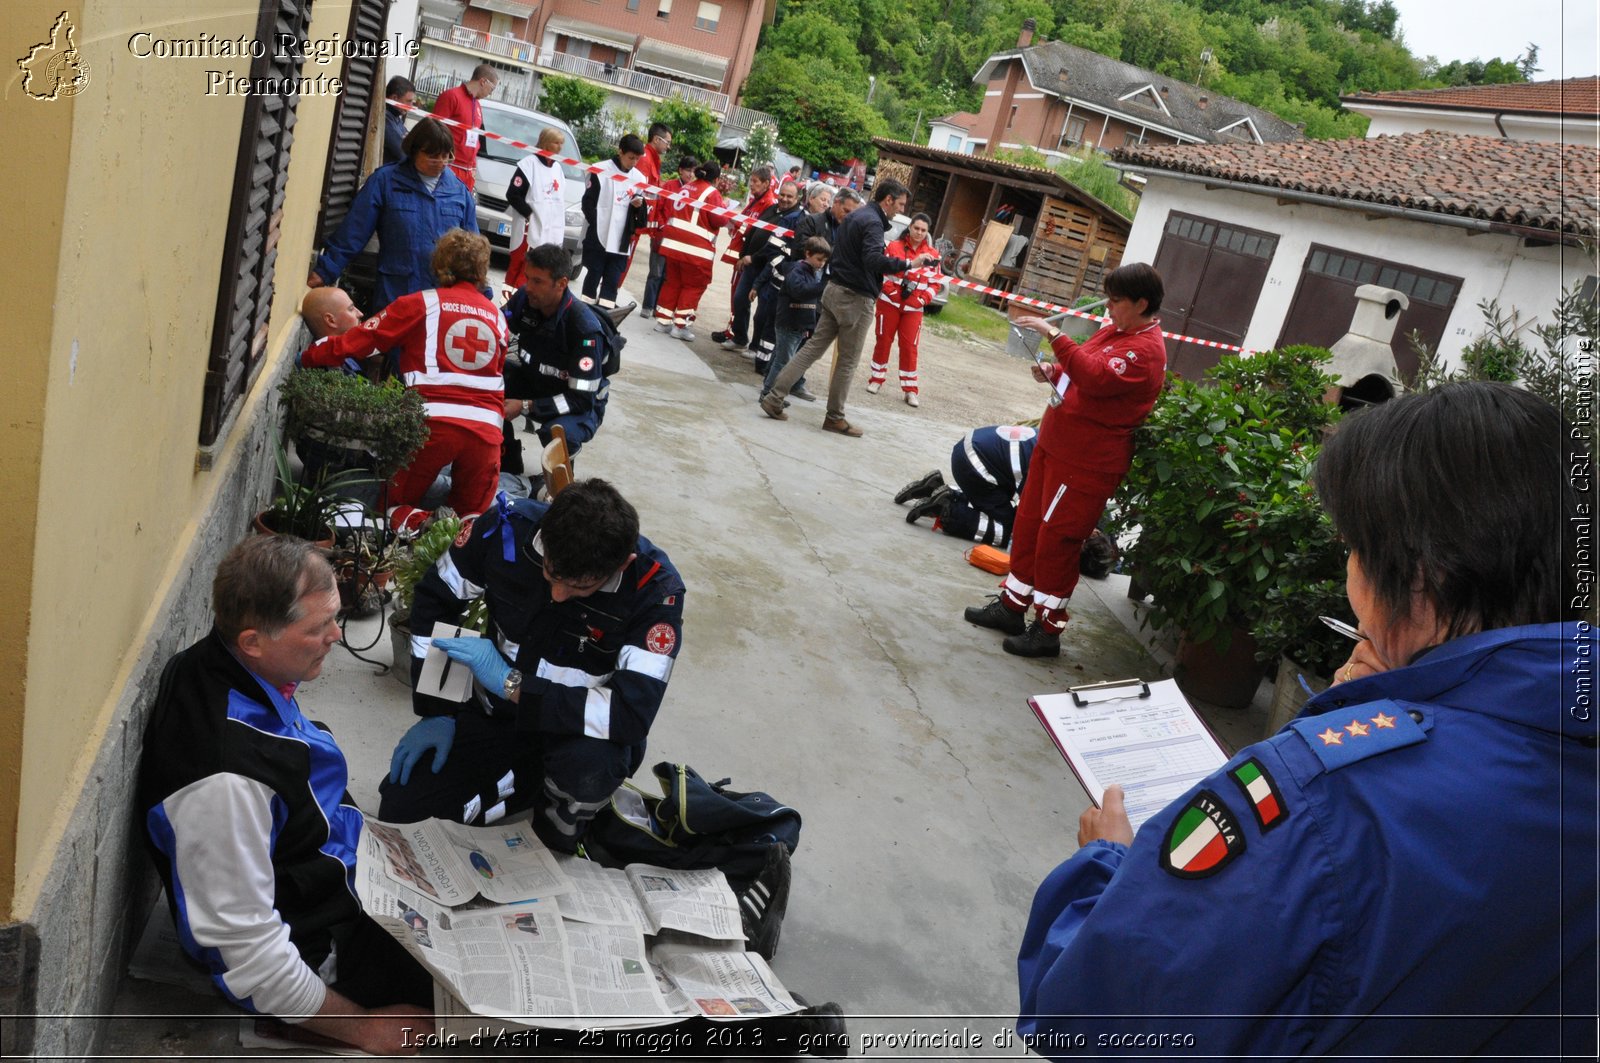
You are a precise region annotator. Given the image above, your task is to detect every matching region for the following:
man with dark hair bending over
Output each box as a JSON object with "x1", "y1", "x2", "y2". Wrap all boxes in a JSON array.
[
  {"x1": 139, "y1": 537, "x2": 434, "y2": 1055},
  {"x1": 380, "y1": 479, "x2": 685, "y2": 854}
]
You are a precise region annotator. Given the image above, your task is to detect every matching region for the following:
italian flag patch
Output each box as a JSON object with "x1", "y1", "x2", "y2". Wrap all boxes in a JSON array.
[
  {"x1": 1159, "y1": 790, "x2": 1244, "y2": 878},
  {"x1": 1230, "y1": 757, "x2": 1287, "y2": 833}
]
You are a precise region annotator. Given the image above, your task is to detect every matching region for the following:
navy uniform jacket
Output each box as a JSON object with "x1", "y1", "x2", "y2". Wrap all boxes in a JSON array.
[
  {"x1": 409, "y1": 497, "x2": 686, "y2": 746},
  {"x1": 957, "y1": 425, "x2": 1036, "y2": 504},
  {"x1": 314, "y1": 160, "x2": 478, "y2": 309},
  {"x1": 1018, "y1": 622, "x2": 1598, "y2": 1058},
  {"x1": 502, "y1": 287, "x2": 608, "y2": 420}
]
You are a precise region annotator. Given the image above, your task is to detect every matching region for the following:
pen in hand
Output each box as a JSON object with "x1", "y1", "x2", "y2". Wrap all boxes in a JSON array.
[{"x1": 1319, "y1": 615, "x2": 1366, "y2": 642}]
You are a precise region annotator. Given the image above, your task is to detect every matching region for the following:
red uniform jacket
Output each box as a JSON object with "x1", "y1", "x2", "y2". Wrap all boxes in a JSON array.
[
  {"x1": 431, "y1": 84, "x2": 483, "y2": 181},
  {"x1": 720, "y1": 186, "x2": 777, "y2": 266},
  {"x1": 1039, "y1": 321, "x2": 1167, "y2": 475},
  {"x1": 659, "y1": 181, "x2": 728, "y2": 270},
  {"x1": 304, "y1": 281, "x2": 508, "y2": 445},
  {"x1": 877, "y1": 237, "x2": 941, "y2": 312}
]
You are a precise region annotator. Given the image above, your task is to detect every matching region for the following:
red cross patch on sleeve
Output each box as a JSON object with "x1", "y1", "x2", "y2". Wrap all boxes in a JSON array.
[
  {"x1": 1109, "y1": 357, "x2": 1128, "y2": 375},
  {"x1": 645, "y1": 623, "x2": 677, "y2": 655},
  {"x1": 579, "y1": 356, "x2": 594, "y2": 371}
]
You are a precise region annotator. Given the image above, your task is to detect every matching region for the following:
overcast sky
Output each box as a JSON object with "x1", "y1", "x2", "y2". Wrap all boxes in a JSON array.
[{"x1": 1390, "y1": 0, "x2": 1598, "y2": 77}]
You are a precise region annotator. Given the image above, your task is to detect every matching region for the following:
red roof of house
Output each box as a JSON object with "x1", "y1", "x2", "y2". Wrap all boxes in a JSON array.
[
  {"x1": 931, "y1": 111, "x2": 982, "y2": 132},
  {"x1": 1114, "y1": 131, "x2": 1597, "y2": 239},
  {"x1": 1342, "y1": 77, "x2": 1600, "y2": 117}
]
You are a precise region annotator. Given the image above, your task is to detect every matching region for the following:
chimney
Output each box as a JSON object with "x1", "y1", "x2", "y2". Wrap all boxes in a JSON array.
[
  {"x1": 1018, "y1": 18, "x2": 1035, "y2": 49},
  {"x1": 1159, "y1": 86, "x2": 1169, "y2": 97},
  {"x1": 1058, "y1": 69, "x2": 1069, "y2": 89},
  {"x1": 1328, "y1": 284, "x2": 1410, "y2": 401},
  {"x1": 1197, "y1": 95, "x2": 1209, "y2": 110}
]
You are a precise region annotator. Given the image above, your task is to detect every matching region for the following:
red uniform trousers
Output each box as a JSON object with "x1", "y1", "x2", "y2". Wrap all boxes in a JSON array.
[
  {"x1": 388, "y1": 421, "x2": 500, "y2": 520},
  {"x1": 999, "y1": 449, "x2": 1122, "y2": 632},
  {"x1": 869, "y1": 302, "x2": 923, "y2": 393},
  {"x1": 655, "y1": 259, "x2": 713, "y2": 328}
]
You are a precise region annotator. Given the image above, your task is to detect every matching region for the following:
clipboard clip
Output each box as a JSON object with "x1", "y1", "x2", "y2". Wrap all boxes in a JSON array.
[{"x1": 1069, "y1": 677, "x2": 1152, "y2": 707}]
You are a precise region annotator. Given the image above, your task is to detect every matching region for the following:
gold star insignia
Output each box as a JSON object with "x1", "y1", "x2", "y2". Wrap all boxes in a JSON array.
[
  {"x1": 1345, "y1": 719, "x2": 1370, "y2": 738},
  {"x1": 1371, "y1": 712, "x2": 1396, "y2": 729},
  {"x1": 1317, "y1": 727, "x2": 1343, "y2": 746}
]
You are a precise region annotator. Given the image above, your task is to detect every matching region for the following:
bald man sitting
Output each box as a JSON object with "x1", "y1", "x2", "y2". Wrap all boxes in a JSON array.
[{"x1": 300, "y1": 287, "x2": 381, "y2": 377}]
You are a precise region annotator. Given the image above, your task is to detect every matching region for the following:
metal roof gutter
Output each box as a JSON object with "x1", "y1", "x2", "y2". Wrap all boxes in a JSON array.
[{"x1": 1113, "y1": 163, "x2": 1588, "y2": 247}]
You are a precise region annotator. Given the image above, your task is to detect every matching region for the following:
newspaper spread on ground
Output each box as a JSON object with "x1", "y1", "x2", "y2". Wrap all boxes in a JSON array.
[
  {"x1": 358, "y1": 818, "x2": 799, "y2": 1032},
  {"x1": 360, "y1": 818, "x2": 572, "y2": 905}
]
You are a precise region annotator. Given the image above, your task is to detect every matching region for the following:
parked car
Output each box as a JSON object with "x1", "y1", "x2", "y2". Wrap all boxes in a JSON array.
[
  {"x1": 473, "y1": 99, "x2": 587, "y2": 259},
  {"x1": 885, "y1": 213, "x2": 951, "y2": 315}
]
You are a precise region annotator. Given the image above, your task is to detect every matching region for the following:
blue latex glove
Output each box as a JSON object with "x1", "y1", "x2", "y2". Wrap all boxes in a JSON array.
[
  {"x1": 432, "y1": 637, "x2": 513, "y2": 694},
  {"x1": 389, "y1": 716, "x2": 457, "y2": 785}
]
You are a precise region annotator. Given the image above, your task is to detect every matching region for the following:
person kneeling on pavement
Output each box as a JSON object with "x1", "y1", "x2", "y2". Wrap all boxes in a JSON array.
[
  {"x1": 380, "y1": 479, "x2": 683, "y2": 853},
  {"x1": 138, "y1": 537, "x2": 434, "y2": 1055},
  {"x1": 501, "y1": 243, "x2": 614, "y2": 474}
]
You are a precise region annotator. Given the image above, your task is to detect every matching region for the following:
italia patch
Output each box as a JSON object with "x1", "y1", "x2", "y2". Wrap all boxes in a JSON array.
[
  {"x1": 1230, "y1": 758, "x2": 1287, "y2": 833},
  {"x1": 645, "y1": 623, "x2": 677, "y2": 655},
  {"x1": 1160, "y1": 789, "x2": 1244, "y2": 878}
]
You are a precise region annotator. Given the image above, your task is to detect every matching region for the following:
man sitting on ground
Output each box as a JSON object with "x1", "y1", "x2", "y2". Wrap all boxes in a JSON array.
[{"x1": 138, "y1": 537, "x2": 434, "y2": 1055}]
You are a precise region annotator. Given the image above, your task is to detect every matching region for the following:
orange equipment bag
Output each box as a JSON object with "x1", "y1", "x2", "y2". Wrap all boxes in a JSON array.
[{"x1": 965, "y1": 544, "x2": 1010, "y2": 575}]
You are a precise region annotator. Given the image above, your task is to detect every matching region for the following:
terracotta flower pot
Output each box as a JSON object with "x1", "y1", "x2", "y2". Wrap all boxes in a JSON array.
[
  {"x1": 253, "y1": 511, "x2": 335, "y2": 549},
  {"x1": 1175, "y1": 626, "x2": 1263, "y2": 709}
]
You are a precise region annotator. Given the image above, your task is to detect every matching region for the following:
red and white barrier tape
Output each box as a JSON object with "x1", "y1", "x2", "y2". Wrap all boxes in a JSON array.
[{"x1": 399, "y1": 102, "x2": 1249, "y2": 353}]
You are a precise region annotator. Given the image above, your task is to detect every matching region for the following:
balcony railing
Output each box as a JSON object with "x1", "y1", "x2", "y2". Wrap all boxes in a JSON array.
[
  {"x1": 420, "y1": 22, "x2": 730, "y2": 116},
  {"x1": 421, "y1": 21, "x2": 536, "y2": 63},
  {"x1": 533, "y1": 49, "x2": 729, "y2": 116}
]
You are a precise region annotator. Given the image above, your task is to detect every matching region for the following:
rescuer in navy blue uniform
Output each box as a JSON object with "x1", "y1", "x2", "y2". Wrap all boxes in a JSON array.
[
  {"x1": 502, "y1": 244, "x2": 611, "y2": 470},
  {"x1": 1017, "y1": 382, "x2": 1598, "y2": 1058},
  {"x1": 896, "y1": 425, "x2": 1037, "y2": 546},
  {"x1": 379, "y1": 479, "x2": 685, "y2": 853}
]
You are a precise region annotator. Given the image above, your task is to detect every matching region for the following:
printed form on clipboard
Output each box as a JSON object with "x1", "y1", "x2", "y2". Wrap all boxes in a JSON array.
[{"x1": 1029, "y1": 678, "x2": 1231, "y2": 834}]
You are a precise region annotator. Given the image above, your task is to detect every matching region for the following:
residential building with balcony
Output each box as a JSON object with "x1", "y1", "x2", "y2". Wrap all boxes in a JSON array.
[
  {"x1": 946, "y1": 21, "x2": 1301, "y2": 162},
  {"x1": 402, "y1": 0, "x2": 775, "y2": 122}
]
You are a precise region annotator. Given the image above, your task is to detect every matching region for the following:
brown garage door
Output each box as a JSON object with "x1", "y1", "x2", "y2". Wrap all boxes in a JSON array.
[
  {"x1": 1151, "y1": 211, "x2": 1279, "y2": 379},
  {"x1": 1276, "y1": 246, "x2": 1463, "y2": 384}
]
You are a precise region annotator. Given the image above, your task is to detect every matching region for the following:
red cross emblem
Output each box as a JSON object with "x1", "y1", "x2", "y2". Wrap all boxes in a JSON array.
[
  {"x1": 444, "y1": 318, "x2": 496, "y2": 371},
  {"x1": 645, "y1": 623, "x2": 677, "y2": 655}
]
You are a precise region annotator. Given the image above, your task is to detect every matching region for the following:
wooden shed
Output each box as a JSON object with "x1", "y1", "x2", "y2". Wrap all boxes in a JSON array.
[{"x1": 872, "y1": 138, "x2": 1132, "y2": 313}]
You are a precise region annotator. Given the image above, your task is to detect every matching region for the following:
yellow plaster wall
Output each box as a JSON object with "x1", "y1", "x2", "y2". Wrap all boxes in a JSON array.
[{"x1": 3, "y1": 0, "x2": 352, "y2": 916}]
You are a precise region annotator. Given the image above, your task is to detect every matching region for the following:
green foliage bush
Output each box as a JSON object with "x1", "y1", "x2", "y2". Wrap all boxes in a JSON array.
[
  {"x1": 648, "y1": 97, "x2": 719, "y2": 169},
  {"x1": 539, "y1": 74, "x2": 607, "y2": 126},
  {"x1": 1109, "y1": 345, "x2": 1355, "y2": 674}
]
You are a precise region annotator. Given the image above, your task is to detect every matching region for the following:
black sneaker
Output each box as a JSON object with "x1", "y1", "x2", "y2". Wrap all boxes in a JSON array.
[
  {"x1": 894, "y1": 469, "x2": 945, "y2": 505},
  {"x1": 784, "y1": 995, "x2": 849, "y2": 1058},
  {"x1": 964, "y1": 595, "x2": 1027, "y2": 635},
  {"x1": 1003, "y1": 620, "x2": 1062, "y2": 657},
  {"x1": 905, "y1": 486, "x2": 953, "y2": 525},
  {"x1": 739, "y1": 844, "x2": 791, "y2": 960}
]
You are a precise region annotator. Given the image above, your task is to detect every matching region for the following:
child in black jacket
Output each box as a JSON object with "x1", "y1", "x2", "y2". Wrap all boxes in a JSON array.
[{"x1": 760, "y1": 237, "x2": 831, "y2": 401}]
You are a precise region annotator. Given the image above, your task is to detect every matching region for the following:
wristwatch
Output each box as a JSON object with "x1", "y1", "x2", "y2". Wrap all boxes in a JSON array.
[
  {"x1": 1047, "y1": 326, "x2": 1062, "y2": 341},
  {"x1": 502, "y1": 668, "x2": 523, "y2": 700}
]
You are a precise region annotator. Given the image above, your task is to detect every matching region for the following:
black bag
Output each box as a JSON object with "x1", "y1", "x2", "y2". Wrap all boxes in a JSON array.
[
  {"x1": 584, "y1": 763, "x2": 801, "y2": 892},
  {"x1": 591, "y1": 301, "x2": 627, "y2": 377}
]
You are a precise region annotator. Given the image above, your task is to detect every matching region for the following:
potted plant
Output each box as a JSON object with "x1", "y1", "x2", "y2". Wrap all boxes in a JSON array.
[
  {"x1": 329, "y1": 527, "x2": 400, "y2": 614},
  {"x1": 255, "y1": 438, "x2": 373, "y2": 546},
  {"x1": 280, "y1": 368, "x2": 429, "y2": 481},
  {"x1": 387, "y1": 515, "x2": 487, "y2": 686},
  {"x1": 1108, "y1": 345, "x2": 1343, "y2": 708}
]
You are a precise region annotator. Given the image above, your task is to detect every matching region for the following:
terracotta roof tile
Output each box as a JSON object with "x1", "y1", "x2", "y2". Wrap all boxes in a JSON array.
[
  {"x1": 1114, "y1": 131, "x2": 1597, "y2": 238},
  {"x1": 1342, "y1": 77, "x2": 1600, "y2": 117}
]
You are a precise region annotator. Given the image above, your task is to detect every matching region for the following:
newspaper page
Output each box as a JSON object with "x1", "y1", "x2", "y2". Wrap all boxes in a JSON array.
[
  {"x1": 433, "y1": 819, "x2": 574, "y2": 903},
  {"x1": 552, "y1": 855, "x2": 648, "y2": 928},
  {"x1": 650, "y1": 940, "x2": 802, "y2": 1020},
  {"x1": 442, "y1": 903, "x2": 577, "y2": 1020},
  {"x1": 357, "y1": 868, "x2": 468, "y2": 982},
  {"x1": 626, "y1": 865, "x2": 744, "y2": 941},
  {"x1": 565, "y1": 920, "x2": 671, "y2": 1019},
  {"x1": 361, "y1": 818, "x2": 574, "y2": 906}
]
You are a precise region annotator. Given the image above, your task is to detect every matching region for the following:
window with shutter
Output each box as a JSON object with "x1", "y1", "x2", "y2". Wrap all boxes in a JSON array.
[
  {"x1": 199, "y1": 0, "x2": 313, "y2": 448},
  {"x1": 315, "y1": 0, "x2": 390, "y2": 245}
]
